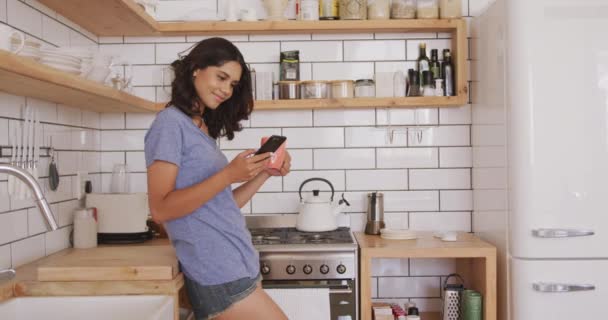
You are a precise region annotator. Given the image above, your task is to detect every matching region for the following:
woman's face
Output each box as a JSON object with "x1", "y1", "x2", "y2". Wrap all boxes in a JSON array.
[{"x1": 192, "y1": 61, "x2": 242, "y2": 110}]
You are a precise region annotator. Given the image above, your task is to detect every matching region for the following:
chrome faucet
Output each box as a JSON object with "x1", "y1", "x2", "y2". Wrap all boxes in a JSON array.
[
  {"x1": 0, "y1": 163, "x2": 58, "y2": 230},
  {"x1": 0, "y1": 164, "x2": 58, "y2": 283}
]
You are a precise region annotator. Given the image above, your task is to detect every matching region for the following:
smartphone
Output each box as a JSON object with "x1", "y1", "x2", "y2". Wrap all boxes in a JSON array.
[{"x1": 254, "y1": 135, "x2": 286, "y2": 155}]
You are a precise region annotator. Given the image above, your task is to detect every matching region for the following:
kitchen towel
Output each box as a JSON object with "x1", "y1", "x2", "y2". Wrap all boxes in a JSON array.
[{"x1": 265, "y1": 288, "x2": 331, "y2": 320}]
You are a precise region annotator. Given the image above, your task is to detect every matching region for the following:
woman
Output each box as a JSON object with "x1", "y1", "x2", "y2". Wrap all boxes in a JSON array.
[{"x1": 144, "y1": 37, "x2": 289, "y2": 320}]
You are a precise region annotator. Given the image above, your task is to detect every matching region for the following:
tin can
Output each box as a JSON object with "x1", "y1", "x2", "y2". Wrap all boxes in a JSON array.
[{"x1": 319, "y1": 0, "x2": 339, "y2": 20}]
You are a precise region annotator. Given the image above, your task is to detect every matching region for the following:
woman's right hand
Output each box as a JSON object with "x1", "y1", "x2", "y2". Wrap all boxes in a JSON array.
[{"x1": 224, "y1": 149, "x2": 271, "y2": 183}]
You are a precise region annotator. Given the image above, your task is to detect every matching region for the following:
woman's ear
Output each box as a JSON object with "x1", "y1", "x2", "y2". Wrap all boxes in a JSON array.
[{"x1": 193, "y1": 70, "x2": 198, "y2": 78}]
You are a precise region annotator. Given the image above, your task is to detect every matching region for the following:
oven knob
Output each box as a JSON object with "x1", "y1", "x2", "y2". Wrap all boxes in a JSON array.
[
  {"x1": 337, "y1": 264, "x2": 347, "y2": 274},
  {"x1": 303, "y1": 264, "x2": 313, "y2": 274},
  {"x1": 320, "y1": 264, "x2": 330, "y2": 274},
  {"x1": 261, "y1": 264, "x2": 271, "y2": 275},
  {"x1": 286, "y1": 265, "x2": 296, "y2": 274}
]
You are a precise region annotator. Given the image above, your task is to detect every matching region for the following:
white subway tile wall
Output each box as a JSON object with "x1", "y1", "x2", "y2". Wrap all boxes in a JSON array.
[{"x1": 0, "y1": 0, "x2": 486, "y2": 312}]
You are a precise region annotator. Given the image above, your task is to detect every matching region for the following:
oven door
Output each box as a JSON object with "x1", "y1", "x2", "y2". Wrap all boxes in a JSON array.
[{"x1": 262, "y1": 279, "x2": 357, "y2": 320}]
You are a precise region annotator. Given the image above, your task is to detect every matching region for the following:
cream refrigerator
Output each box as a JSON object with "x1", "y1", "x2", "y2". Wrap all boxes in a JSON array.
[{"x1": 474, "y1": 0, "x2": 608, "y2": 319}]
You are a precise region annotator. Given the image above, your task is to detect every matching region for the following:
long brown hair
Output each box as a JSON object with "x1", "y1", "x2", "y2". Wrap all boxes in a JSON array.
[{"x1": 167, "y1": 37, "x2": 253, "y2": 140}]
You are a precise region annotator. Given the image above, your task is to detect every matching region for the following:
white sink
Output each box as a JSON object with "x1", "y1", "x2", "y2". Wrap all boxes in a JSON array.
[{"x1": 0, "y1": 295, "x2": 174, "y2": 320}]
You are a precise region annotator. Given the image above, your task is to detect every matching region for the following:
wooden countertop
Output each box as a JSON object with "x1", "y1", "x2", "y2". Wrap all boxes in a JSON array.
[
  {"x1": 355, "y1": 231, "x2": 496, "y2": 258},
  {"x1": 0, "y1": 239, "x2": 183, "y2": 302}
]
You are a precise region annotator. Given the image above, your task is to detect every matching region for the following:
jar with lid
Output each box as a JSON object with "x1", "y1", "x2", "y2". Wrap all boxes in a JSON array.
[
  {"x1": 339, "y1": 0, "x2": 367, "y2": 20},
  {"x1": 439, "y1": 0, "x2": 461, "y2": 18},
  {"x1": 391, "y1": 0, "x2": 416, "y2": 19},
  {"x1": 330, "y1": 80, "x2": 354, "y2": 98},
  {"x1": 73, "y1": 208, "x2": 97, "y2": 249},
  {"x1": 417, "y1": 0, "x2": 438, "y2": 18},
  {"x1": 354, "y1": 79, "x2": 375, "y2": 97},
  {"x1": 367, "y1": 0, "x2": 389, "y2": 19},
  {"x1": 319, "y1": 0, "x2": 339, "y2": 19},
  {"x1": 301, "y1": 80, "x2": 330, "y2": 99},
  {"x1": 299, "y1": 0, "x2": 320, "y2": 20}
]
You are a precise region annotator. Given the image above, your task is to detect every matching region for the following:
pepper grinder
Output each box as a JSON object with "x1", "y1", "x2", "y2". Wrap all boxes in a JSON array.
[{"x1": 365, "y1": 192, "x2": 385, "y2": 235}]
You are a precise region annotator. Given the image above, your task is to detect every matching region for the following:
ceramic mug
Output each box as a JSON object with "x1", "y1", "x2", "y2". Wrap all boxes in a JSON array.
[{"x1": 0, "y1": 25, "x2": 24, "y2": 53}]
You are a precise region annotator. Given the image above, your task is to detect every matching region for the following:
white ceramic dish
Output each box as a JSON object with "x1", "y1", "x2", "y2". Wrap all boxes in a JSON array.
[{"x1": 380, "y1": 229, "x2": 417, "y2": 240}]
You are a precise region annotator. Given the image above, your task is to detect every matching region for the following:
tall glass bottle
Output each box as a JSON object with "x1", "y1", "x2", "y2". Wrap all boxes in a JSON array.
[
  {"x1": 416, "y1": 43, "x2": 430, "y2": 83},
  {"x1": 430, "y1": 49, "x2": 441, "y2": 81},
  {"x1": 441, "y1": 49, "x2": 455, "y2": 96}
]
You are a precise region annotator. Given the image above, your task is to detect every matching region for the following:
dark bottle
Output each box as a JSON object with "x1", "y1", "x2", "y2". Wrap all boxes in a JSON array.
[
  {"x1": 407, "y1": 68, "x2": 420, "y2": 97},
  {"x1": 442, "y1": 49, "x2": 455, "y2": 96},
  {"x1": 430, "y1": 49, "x2": 441, "y2": 81},
  {"x1": 416, "y1": 43, "x2": 430, "y2": 82}
]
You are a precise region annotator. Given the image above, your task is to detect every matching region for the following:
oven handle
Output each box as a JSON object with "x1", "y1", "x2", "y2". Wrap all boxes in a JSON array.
[{"x1": 263, "y1": 283, "x2": 352, "y2": 295}]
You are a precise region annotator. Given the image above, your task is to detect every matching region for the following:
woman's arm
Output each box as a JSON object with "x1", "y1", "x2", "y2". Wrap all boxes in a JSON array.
[
  {"x1": 232, "y1": 171, "x2": 271, "y2": 208},
  {"x1": 147, "y1": 149, "x2": 271, "y2": 223},
  {"x1": 232, "y1": 151, "x2": 291, "y2": 208}
]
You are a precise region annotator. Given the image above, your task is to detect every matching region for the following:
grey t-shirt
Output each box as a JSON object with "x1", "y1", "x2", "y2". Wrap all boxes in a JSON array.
[{"x1": 144, "y1": 106, "x2": 259, "y2": 285}]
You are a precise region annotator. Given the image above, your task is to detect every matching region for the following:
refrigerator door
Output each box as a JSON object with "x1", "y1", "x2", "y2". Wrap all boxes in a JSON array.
[
  {"x1": 508, "y1": 0, "x2": 608, "y2": 258},
  {"x1": 511, "y1": 258, "x2": 606, "y2": 320}
]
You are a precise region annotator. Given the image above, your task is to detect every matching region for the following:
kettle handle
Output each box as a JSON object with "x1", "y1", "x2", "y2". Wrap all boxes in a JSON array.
[{"x1": 299, "y1": 178, "x2": 334, "y2": 201}]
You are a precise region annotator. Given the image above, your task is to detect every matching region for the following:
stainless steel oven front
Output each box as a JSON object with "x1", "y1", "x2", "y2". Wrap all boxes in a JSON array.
[{"x1": 262, "y1": 279, "x2": 357, "y2": 320}]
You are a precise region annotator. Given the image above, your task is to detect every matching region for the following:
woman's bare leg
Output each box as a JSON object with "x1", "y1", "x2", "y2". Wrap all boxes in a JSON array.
[{"x1": 214, "y1": 283, "x2": 287, "y2": 320}]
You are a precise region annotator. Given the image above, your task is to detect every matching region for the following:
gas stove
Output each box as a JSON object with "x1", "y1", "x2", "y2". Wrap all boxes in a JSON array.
[
  {"x1": 250, "y1": 227, "x2": 356, "y2": 246},
  {"x1": 246, "y1": 216, "x2": 359, "y2": 320},
  {"x1": 248, "y1": 226, "x2": 357, "y2": 280}
]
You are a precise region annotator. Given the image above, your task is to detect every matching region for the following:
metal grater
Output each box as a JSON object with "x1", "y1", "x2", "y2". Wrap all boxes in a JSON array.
[{"x1": 442, "y1": 274, "x2": 465, "y2": 320}]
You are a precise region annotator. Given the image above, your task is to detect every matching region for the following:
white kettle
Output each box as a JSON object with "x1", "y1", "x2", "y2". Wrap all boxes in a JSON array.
[{"x1": 296, "y1": 178, "x2": 350, "y2": 232}]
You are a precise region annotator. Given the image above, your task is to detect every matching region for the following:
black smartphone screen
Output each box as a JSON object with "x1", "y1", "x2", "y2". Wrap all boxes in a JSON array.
[{"x1": 254, "y1": 135, "x2": 286, "y2": 155}]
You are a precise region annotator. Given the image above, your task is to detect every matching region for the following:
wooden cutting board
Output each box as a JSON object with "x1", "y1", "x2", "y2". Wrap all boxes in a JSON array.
[{"x1": 37, "y1": 244, "x2": 179, "y2": 281}]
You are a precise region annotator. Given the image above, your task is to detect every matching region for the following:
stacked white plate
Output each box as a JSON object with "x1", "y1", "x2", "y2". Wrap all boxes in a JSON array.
[
  {"x1": 39, "y1": 48, "x2": 83, "y2": 75},
  {"x1": 380, "y1": 229, "x2": 417, "y2": 240},
  {"x1": 12, "y1": 38, "x2": 41, "y2": 61}
]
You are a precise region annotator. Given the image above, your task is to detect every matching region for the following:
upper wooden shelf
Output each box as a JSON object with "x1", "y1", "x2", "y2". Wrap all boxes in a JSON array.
[
  {"x1": 39, "y1": 0, "x2": 463, "y2": 36},
  {"x1": 0, "y1": 51, "x2": 160, "y2": 113}
]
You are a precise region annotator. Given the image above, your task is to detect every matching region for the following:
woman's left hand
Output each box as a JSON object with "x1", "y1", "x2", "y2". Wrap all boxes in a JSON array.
[{"x1": 266, "y1": 151, "x2": 291, "y2": 176}]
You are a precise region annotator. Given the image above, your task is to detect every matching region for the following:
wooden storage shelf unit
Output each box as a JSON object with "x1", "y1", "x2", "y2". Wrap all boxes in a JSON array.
[
  {"x1": 355, "y1": 232, "x2": 497, "y2": 320},
  {"x1": 0, "y1": 51, "x2": 160, "y2": 113},
  {"x1": 34, "y1": 0, "x2": 468, "y2": 112}
]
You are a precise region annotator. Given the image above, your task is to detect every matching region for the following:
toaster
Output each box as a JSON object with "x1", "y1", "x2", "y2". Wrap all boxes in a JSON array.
[{"x1": 85, "y1": 193, "x2": 149, "y2": 234}]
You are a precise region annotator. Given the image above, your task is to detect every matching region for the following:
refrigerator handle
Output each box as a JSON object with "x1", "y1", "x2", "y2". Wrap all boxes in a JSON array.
[
  {"x1": 532, "y1": 228, "x2": 594, "y2": 238},
  {"x1": 533, "y1": 282, "x2": 595, "y2": 293}
]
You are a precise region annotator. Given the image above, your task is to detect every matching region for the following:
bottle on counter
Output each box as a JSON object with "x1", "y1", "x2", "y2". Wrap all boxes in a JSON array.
[
  {"x1": 250, "y1": 68, "x2": 257, "y2": 100},
  {"x1": 416, "y1": 43, "x2": 430, "y2": 83},
  {"x1": 441, "y1": 49, "x2": 455, "y2": 96},
  {"x1": 73, "y1": 208, "x2": 97, "y2": 249}
]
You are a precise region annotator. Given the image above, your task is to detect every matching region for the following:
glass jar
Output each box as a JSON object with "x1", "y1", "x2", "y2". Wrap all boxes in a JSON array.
[
  {"x1": 439, "y1": 0, "x2": 461, "y2": 18},
  {"x1": 301, "y1": 80, "x2": 330, "y2": 99},
  {"x1": 339, "y1": 0, "x2": 367, "y2": 20},
  {"x1": 299, "y1": 0, "x2": 320, "y2": 20},
  {"x1": 391, "y1": 0, "x2": 416, "y2": 19},
  {"x1": 417, "y1": 0, "x2": 438, "y2": 19},
  {"x1": 367, "y1": 0, "x2": 389, "y2": 20},
  {"x1": 354, "y1": 79, "x2": 375, "y2": 97},
  {"x1": 319, "y1": 0, "x2": 339, "y2": 19},
  {"x1": 330, "y1": 80, "x2": 354, "y2": 98}
]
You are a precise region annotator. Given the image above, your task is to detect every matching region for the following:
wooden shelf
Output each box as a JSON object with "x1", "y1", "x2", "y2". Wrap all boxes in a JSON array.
[
  {"x1": 33, "y1": 0, "x2": 469, "y2": 112},
  {"x1": 39, "y1": 0, "x2": 463, "y2": 36},
  {"x1": 254, "y1": 96, "x2": 467, "y2": 110},
  {"x1": 0, "y1": 51, "x2": 160, "y2": 113},
  {"x1": 356, "y1": 232, "x2": 497, "y2": 320}
]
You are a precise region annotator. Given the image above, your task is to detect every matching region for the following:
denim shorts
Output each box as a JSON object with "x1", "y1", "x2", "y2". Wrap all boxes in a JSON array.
[{"x1": 184, "y1": 273, "x2": 262, "y2": 320}]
